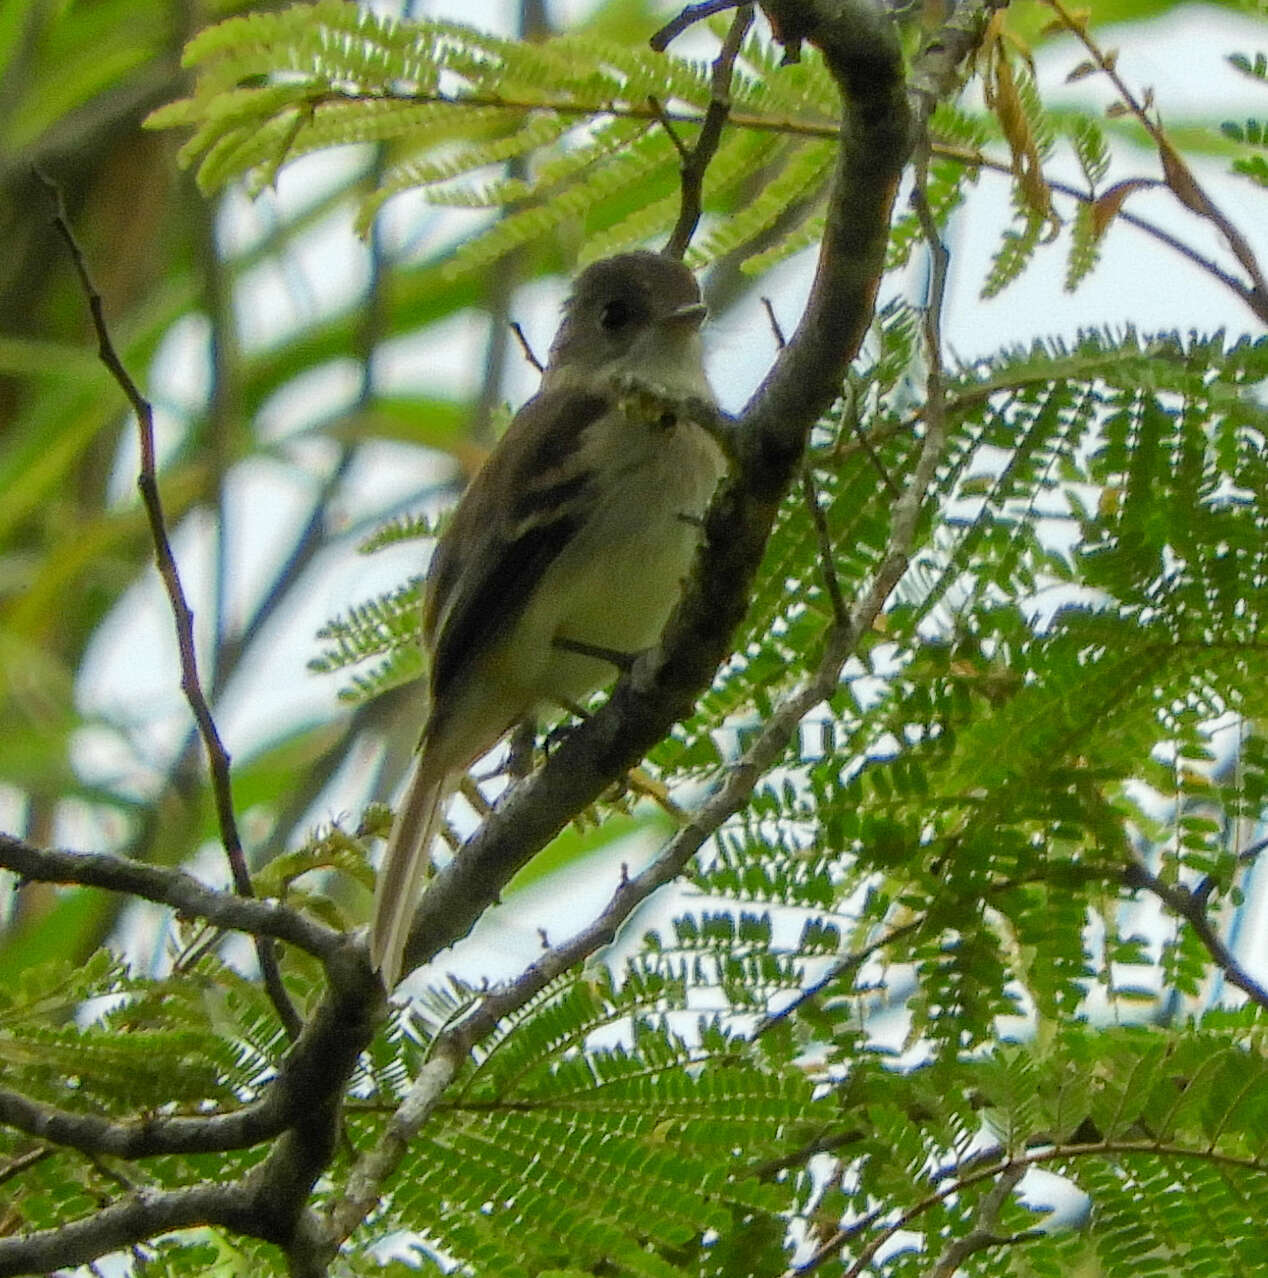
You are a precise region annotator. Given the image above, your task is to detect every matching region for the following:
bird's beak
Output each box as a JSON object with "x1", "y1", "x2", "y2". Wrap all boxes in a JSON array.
[{"x1": 658, "y1": 302, "x2": 708, "y2": 329}]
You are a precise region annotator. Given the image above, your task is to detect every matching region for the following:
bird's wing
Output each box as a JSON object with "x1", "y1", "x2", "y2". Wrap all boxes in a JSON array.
[{"x1": 424, "y1": 387, "x2": 611, "y2": 717}]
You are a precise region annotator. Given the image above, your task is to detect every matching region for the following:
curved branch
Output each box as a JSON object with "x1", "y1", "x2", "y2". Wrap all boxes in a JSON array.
[
  {"x1": 0, "y1": 834, "x2": 343, "y2": 961},
  {"x1": 1124, "y1": 859, "x2": 1268, "y2": 1013},
  {"x1": 400, "y1": 0, "x2": 922, "y2": 980},
  {"x1": 0, "y1": 1088, "x2": 285, "y2": 1159},
  {"x1": 0, "y1": 1180, "x2": 261, "y2": 1277}
]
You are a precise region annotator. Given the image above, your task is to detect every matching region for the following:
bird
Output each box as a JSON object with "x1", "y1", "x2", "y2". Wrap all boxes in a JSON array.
[{"x1": 369, "y1": 251, "x2": 728, "y2": 988}]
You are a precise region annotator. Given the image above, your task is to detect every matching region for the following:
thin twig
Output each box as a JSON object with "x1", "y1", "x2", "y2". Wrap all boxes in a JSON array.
[
  {"x1": 768, "y1": 292, "x2": 863, "y2": 651},
  {"x1": 850, "y1": 412, "x2": 904, "y2": 500},
  {"x1": 756, "y1": 916, "x2": 925, "y2": 1035},
  {"x1": 506, "y1": 718, "x2": 537, "y2": 780},
  {"x1": 0, "y1": 1146, "x2": 52, "y2": 1187},
  {"x1": 1194, "y1": 834, "x2": 1268, "y2": 906},
  {"x1": 458, "y1": 774, "x2": 494, "y2": 818},
  {"x1": 650, "y1": 0, "x2": 742, "y2": 52},
  {"x1": 911, "y1": 133, "x2": 950, "y2": 372},
  {"x1": 647, "y1": 94, "x2": 692, "y2": 163},
  {"x1": 761, "y1": 296, "x2": 787, "y2": 349},
  {"x1": 662, "y1": 5, "x2": 755, "y2": 259},
  {"x1": 509, "y1": 320, "x2": 544, "y2": 373},
  {"x1": 38, "y1": 173, "x2": 303, "y2": 1041},
  {"x1": 800, "y1": 466, "x2": 848, "y2": 624}
]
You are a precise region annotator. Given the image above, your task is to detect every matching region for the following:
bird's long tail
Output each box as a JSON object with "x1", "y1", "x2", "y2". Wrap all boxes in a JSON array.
[{"x1": 370, "y1": 755, "x2": 452, "y2": 989}]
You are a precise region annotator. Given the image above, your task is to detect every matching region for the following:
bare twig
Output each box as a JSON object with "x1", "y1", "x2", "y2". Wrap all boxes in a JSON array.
[
  {"x1": 662, "y1": 5, "x2": 755, "y2": 259},
  {"x1": 911, "y1": 140, "x2": 950, "y2": 369},
  {"x1": 850, "y1": 411, "x2": 904, "y2": 500},
  {"x1": 38, "y1": 175, "x2": 302, "y2": 1040},
  {"x1": 761, "y1": 295, "x2": 787, "y2": 349},
  {"x1": 800, "y1": 466, "x2": 849, "y2": 624},
  {"x1": 0, "y1": 834, "x2": 342, "y2": 960},
  {"x1": 647, "y1": 93, "x2": 693, "y2": 162},
  {"x1": 509, "y1": 319, "x2": 544, "y2": 373},
  {"x1": 650, "y1": 0, "x2": 742, "y2": 51},
  {"x1": 39, "y1": 179, "x2": 246, "y2": 895}
]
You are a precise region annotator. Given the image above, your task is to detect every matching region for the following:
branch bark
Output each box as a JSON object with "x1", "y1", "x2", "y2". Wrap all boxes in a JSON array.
[
  {"x1": 0, "y1": 834, "x2": 342, "y2": 960},
  {"x1": 0, "y1": 1088, "x2": 286, "y2": 1160}
]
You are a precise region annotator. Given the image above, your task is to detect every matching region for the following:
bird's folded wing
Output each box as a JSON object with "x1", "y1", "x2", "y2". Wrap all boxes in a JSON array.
[{"x1": 424, "y1": 388, "x2": 612, "y2": 713}]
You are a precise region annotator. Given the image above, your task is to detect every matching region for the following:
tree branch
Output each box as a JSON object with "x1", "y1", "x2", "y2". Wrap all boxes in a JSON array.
[
  {"x1": 38, "y1": 174, "x2": 302, "y2": 1039},
  {"x1": 922, "y1": 1164, "x2": 1029, "y2": 1278},
  {"x1": 0, "y1": 1087, "x2": 285, "y2": 1159},
  {"x1": 0, "y1": 834, "x2": 342, "y2": 961},
  {"x1": 398, "y1": 0, "x2": 921, "y2": 982},
  {"x1": 0, "y1": 1181, "x2": 263, "y2": 1277},
  {"x1": 1124, "y1": 859, "x2": 1268, "y2": 1013},
  {"x1": 662, "y1": 5, "x2": 755, "y2": 258},
  {"x1": 651, "y1": 0, "x2": 744, "y2": 51}
]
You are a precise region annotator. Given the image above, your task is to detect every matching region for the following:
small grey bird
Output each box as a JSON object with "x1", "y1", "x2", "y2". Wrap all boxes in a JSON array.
[{"x1": 370, "y1": 252, "x2": 727, "y2": 988}]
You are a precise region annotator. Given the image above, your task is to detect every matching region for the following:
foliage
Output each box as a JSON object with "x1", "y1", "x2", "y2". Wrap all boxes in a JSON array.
[{"x1": 3, "y1": 0, "x2": 1268, "y2": 1274}]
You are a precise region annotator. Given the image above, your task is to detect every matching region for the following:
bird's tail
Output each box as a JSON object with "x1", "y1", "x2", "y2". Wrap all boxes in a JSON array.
[{"x1": 370, "y1": 755, "x2": 452, "y2": 989}]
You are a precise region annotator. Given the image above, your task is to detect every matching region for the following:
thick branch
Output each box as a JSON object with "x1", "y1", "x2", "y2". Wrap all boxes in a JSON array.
[
  {"x1": 0, "y1": 834, "x2": 342, "y2": 961},
  {"x1": 0, "y1": 1181, "x2": 260, "y2": 1277},
  {"x1": 0, "y1": 1088, "x2": 285, "y2": 1159}
]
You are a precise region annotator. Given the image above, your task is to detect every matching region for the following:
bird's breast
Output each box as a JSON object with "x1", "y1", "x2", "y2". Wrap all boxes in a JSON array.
[{"x1": 518, "y1": 408, "x2": 726, "y2": 705}]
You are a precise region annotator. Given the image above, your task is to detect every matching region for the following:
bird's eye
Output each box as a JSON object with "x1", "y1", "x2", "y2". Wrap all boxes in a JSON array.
[{"x1": 600, "y1": 299, "x2": 632, "y2": 331}]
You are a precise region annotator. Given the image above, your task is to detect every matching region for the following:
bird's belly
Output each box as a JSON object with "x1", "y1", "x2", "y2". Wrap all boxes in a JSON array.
[{"x1": 510, "y1": 423, "x2": 723, "y2": 709}]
